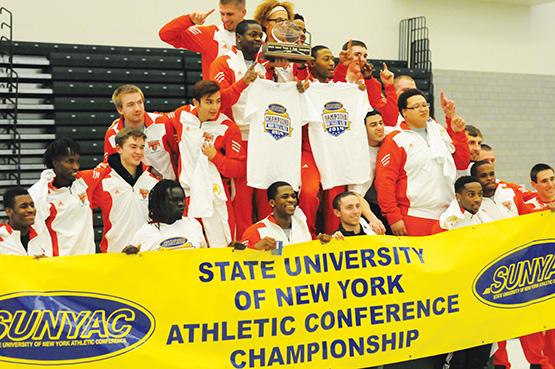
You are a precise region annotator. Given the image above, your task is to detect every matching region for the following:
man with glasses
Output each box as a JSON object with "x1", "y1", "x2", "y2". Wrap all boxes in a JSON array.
[{"x1": 375, "y1": 89, "x2": 470, "y2": 238}]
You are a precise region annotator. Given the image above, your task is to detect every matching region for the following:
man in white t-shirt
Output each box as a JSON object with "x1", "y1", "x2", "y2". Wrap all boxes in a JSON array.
[{"x1": 126, "y1": 180, "x2": 206, "y2": 253}]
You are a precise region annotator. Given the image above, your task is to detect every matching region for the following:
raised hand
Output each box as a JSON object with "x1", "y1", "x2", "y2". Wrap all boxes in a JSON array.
[
  {"x1": 296, "y1": 78, "x2": 310, "y2": 93},
  {"x1": 338, "y1": 39, "x2": 354, "y2": 67},
  {"x1": 190, "y1": 8, "x2": 215, "y2": 25},
  {"x1": 440, "y1": 91, "x2": 456, "y2": 119},
  {"x1": 242, "y1": 62, "x2": 259, "y2": 85},
  {"x1": 360, "y1": 62, "x2": 374, "y2": 80},
  {"x1": 451, "y1": 115, "x2": 466, "y2": 133},
  {"x1": 380, "y1": 63, "x2": 394, "y2": 86}
]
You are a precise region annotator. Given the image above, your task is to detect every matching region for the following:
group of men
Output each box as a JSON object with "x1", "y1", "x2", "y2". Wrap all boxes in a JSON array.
[{"x1": 1, "y1": 0, "x2": 554, "y2": 368}]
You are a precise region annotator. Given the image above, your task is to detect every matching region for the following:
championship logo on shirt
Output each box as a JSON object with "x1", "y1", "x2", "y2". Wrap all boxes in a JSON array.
[
  {"x1": 263, "y1": 104, "x2": 292, "y2": 141},
  {"x1": 159, "y1": 237, "x2": 193, "y2": 250},
  {"x1": 321, "y1": 101, "x2": 350, "y2": 137},
  {"x1": 147, "y1": 140, "x2": 161, "y2": 151}
]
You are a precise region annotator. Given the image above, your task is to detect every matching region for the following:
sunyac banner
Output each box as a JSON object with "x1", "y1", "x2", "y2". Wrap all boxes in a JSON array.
[{"x1": 0, "y1": 211, "x2": 554, "y2": 368}]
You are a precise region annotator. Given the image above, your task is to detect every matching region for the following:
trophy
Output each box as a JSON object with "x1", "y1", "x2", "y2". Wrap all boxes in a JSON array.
[{"x1": 262, "y1": 20, "x2": 312, "y2": 62}]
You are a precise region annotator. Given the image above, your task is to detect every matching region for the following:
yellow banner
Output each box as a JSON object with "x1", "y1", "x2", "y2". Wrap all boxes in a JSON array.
[{"x1": 0, "y1": 211, "x2": 554, "y2": 368}]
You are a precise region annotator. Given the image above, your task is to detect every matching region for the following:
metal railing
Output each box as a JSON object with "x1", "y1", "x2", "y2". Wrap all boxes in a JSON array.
[
  {"x1": 399, "y1": 16, "x2": 434, "y2": 115},
  {"x1": 399, "y1": 16, "x2": 432, "y2": 71},
  {"x1": 0, "y1": 7, "x2": 21, "y2": 186}
]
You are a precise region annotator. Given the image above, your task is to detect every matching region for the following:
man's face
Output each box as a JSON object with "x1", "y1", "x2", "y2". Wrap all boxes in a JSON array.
[
  {"x1": 475, "y1": 163, "x2": 497, "y2": 196},
  {"x1": 293, "y1": 19, "x2": 306, "y2": 44},
  {"x1": 53, "y1": 153, "x2": 80, "y2": 185},
  {"x1": 466, "y1": 133, "x2": 482, "y2": 162},
  {"x1": 220, "y1": 3, "x2": 246, "y2": 32},
  {"x1": 478, "y1": 149, "x2": 496, "y2": 165},
  {"x1": 237, "y1": 24, "x2": 263, "y2": 55},
  {"x1": 348, "y1": 45, "x2": 368, "y2": 74},
  {"x1": 117, "y1": 92, "x2": 145, "y2": 127},
  {"x1": 333, "y1": 195, "x2": 362, "y2": 227},
  {"x1": 311, "y1": 48, "x2": 335, "y2": 81},
  {"x1": 403, "y1": 95, "x2": 429, "y2": 126},
  {"x1": 6, "y1": 194, "x2": 36, "y2": 229},
  {"x1": 194, "y1": 91, "x2": 221, "y2": 122},
  {"x1": 365, "y1": 114, "x2": 385, "y2": 146},
  {"x1": 531, "y1": 169, "x2": 555, "y2": 202},
  {"x1": 395, "y1": 78, "x2": 416, "y2": 97},
  {"x1": 456, "y1": 182, "x2": 483, "y2": 215},
  {"x1": 117, "y1": 137, "x2": 145, "y2": 168},
  {"x1": 264, "y1": 9, "x2": 288, "y2": 42},
  {"x1": 270, "y1": 185, "x2": 297, "y2": 218},
  {"x1": 164, "y1": 187, "x2": 186, "y2": 223}
]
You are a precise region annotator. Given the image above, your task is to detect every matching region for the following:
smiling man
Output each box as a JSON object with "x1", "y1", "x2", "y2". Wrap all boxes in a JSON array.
[
  {"x1": 526, "y1": 163, "x2": 555, "y2": 210},
  {"x1": 93, "y1": 128, "x2": 159, "y2": 253},
  {"x1": 375, "y1": 89, "x2": 470, "y2": 237},
  {"x1": 29, "y1": 139, "x2": 97, "y2": 256},
  {"x1": 159, "y1": 0, "x2": 247, "y2": 78},
  {"x1": 434, "y1": 176, "x2": 492, "y2": 233},
  {"x1": 0, "y1": 187, "x2": 48, "y2": 256},
  {"x1": 164, "y1": 80, "x2": 246, "y2": 248},
  {"x1": 104, "y1": 84, "x2": 178, "y2": 180},
  {"x1": 241, "y1": 181, "x2": 333, "y2": 250},
  {"x1": 332, "y1": 191, "x2": 375, "y2": 237},
  {"x1": 128, "y1": 180, "x2": 206, "y2": 252}
]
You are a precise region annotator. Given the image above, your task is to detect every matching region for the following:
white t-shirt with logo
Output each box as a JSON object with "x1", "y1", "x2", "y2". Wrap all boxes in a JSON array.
[
  {"x1": 305, "y1": 82, "x2": 372, "y2": 189},
  {"x1": 130, "y1": 217, "x2": 206, "y2": 252},
  {"x1": 244, "y1": 79, "x2": 315, "y2": 189}
]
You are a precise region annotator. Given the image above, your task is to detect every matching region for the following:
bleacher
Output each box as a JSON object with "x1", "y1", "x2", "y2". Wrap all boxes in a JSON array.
[{"x1": 1, "y1": 40, "x2": 433, "y2": 243}]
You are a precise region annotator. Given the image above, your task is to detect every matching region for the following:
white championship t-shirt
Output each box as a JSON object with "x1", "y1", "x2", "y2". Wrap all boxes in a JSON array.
[
  {"x1": 244, "y1": 79, "x2": 315, "y2": 189},
  {"x1": 305, "y1": 82, "x2": 372, "y2": 189},
  {"x1": 130, "y1": 217, "x2": 206, "y2": 252}
]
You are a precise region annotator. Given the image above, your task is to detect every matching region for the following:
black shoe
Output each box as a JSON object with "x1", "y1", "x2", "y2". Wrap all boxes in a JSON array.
[{"x1": 529, "y1": 365, "x2": 542, "y2": 369}]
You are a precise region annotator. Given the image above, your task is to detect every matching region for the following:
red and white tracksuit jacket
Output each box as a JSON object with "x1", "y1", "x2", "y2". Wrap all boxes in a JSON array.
[
  {"x1": 0, "y1": 224, "x2": 47, "y2": 256},
  {"x1": 375, "y1": 120, "x2": 470, "y2": 234},
  {"x1": 28, "y1": 170, "x2": 97, "y2": 256},
  {"x1": 524, "y1": 193, "x2": 555, "y2": 368},
  {"x1": 525, "y1": 193, "x2": 553, "y2": 211},
  {"x1": 209, "y1": 48, "x2": 268, "y2": 140},
  {"x1": 486, "y1": 183, "x2": 549, "y2": 369},
  {"x1": 159, "y1": 14, "x2": 236, "y2": 78},
  {"x1": 104, "y1": 112, "x2": 178, "y2": 180},
  {"x1": 92, "y1": 163, "x2": 159, "y2": 253},
  {"x1": 166, "y1": 105, "x2": 246, "y2": 247},
  {"x1": 333, "y1": 63, "x2": 399, "y2": 127},
  {"x1": 241, "y1": 208, "x2": 312, "y2": 249},
  {"x1": 480, "y1": 180, "x2": 531, "y2": 220},
  {"x1": 209, "y1": 48, "x2": 270, "y2": 236},
  {"x1": 431, "y1": 199, "x2": 493, "y2": 234}
]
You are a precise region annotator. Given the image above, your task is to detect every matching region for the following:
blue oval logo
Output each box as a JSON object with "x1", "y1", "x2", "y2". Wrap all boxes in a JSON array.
[
  {"x1": 0, "y1": 291, "x2": 155, "y2": 365},
  {"x1": 324, "y1": 101, "x2": 343, "y2": 110},
  {"x1": 159, "y1": 237, "x2": 190, "y2": 249},
  {"x1": 473, "y1": 239, "x2": 555, "y2": 308},
  {"x1": 268, "y1": 104, "x2": 286, "y2": 114}
]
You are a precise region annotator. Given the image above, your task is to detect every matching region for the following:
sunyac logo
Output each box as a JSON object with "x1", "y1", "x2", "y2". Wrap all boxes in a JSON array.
[
  {"x1": 474, "y1": 239, "x2": 555, "y2": 308},
  {"x1": 263, "y1": 104, "x2": 292, "y2": 141},
  {"x1": 321, "y1": 101, "x2": 350, "y2": 137},
  {"x1": 0, "y1": 291, "x2": 155, "y2": 365}
]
